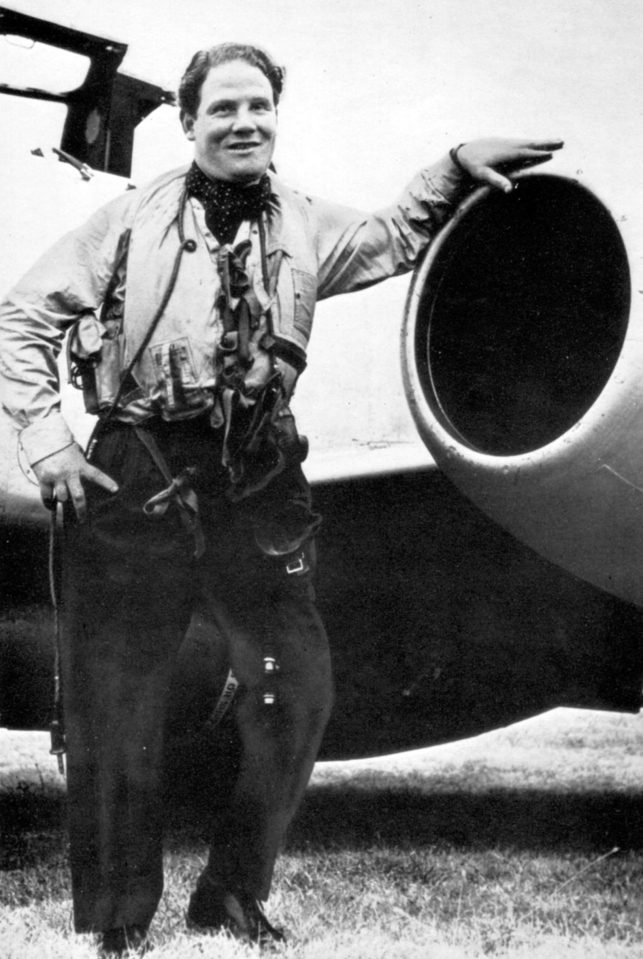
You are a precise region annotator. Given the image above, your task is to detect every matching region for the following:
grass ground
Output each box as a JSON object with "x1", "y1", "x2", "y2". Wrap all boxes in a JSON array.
[{"x1": 1, "y1": 707, "x2": 643, "y2": 957}]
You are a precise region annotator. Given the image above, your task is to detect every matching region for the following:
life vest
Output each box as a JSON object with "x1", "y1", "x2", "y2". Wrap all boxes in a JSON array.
[{"x1": 69, "y1": 168, "x2": 317, "y2": 499}]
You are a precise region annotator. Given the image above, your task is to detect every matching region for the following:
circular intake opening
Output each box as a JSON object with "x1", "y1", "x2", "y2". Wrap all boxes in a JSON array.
[{"x1": 413, "y1": 174, "x2": 631, "y2": 455}]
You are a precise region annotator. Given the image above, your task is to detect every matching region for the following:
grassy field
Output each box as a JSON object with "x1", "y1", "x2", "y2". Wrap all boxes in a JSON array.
[{"x1": 1, "y1": 707, "x2": 643, "y2": 958}]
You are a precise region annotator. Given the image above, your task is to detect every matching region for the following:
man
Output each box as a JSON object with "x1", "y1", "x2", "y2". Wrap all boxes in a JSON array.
[{"x1": 0, "y1": 41, "x2": 562, "y2": 956}]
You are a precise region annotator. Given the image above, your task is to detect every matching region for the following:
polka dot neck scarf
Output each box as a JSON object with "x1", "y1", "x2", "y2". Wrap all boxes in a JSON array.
[{"x1": 185, "y1": 162, "x2": 272, "y2": 245}]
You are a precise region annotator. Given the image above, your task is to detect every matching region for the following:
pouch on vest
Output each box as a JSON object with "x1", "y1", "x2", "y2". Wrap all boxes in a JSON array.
[
  {"x1": 249, "y1": 457, "x2": 322, "y2": 557},
  {"x1": 67, "y1": 228, "x2": 133, "y2": 416},
  {"x1": 222, "y1": 374, "x2": 308, "y2": 501},
  {"x1": 149, "y1": 337, "x2": 209, "y2": 414},
  {"x1": 67, "y1": 313, "x2": 123, "y2": 415}
]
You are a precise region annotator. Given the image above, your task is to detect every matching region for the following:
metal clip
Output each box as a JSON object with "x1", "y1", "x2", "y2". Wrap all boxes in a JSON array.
[
  {"x1": 49, "y1": 718, "x2": 66, "y2": 776},
  {"x1": 263, "y1": 654, "x2": 279, "y2": 706},
  {"x1": 263, "y1": 655, "x2": 277, "y2": 674},
  {"x1": 285, "y1": 552, "x2": 308, "y2": 576}
]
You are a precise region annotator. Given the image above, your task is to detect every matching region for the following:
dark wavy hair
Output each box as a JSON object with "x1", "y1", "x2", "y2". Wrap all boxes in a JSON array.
[{"x1": 178, "y1": 43, "x2": 285, "y2": 116}]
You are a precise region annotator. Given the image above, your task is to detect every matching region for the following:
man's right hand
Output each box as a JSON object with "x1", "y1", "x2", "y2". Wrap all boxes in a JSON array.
[{"x1": 32, "y1": 443, "x2": 119, "y2": 521}]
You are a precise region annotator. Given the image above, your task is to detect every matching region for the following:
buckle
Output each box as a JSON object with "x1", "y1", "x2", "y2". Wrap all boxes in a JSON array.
[{"x1": 285, "y1": 552, "x2": 308, "y2": 576}]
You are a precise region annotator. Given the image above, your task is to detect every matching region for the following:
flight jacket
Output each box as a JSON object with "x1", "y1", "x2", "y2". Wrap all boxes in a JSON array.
[{"x1": 0, "y1": 155, "x2": 467, "y2": 465}]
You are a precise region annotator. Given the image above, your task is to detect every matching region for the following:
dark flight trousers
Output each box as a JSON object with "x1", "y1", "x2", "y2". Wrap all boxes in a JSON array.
[{"x1": 60, "y1": 418, "x2": 333, "y2": 933}]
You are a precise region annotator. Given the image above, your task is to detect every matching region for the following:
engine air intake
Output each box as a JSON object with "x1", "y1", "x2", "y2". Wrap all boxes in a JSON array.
[{"x1": 412, "y1": 174, "x2": 630, "y2": 455}]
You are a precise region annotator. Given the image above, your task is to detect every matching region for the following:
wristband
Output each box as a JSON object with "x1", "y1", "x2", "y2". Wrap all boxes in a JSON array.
[{"x1": 449, "y1": 143, "x2": 468, "y2": 174}]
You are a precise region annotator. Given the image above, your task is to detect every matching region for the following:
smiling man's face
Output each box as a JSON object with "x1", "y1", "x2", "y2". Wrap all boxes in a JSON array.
[{"x1": 181, "y1": 59, "x2": 277, "y2": 184}]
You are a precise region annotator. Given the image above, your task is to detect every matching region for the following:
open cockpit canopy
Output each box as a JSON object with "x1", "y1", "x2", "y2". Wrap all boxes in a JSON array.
[{"x1": 0, "y1": 6, "x2": 174, "y2": 177}]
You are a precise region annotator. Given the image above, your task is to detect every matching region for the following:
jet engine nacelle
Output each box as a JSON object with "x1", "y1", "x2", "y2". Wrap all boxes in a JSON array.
[{"x1": 402, "y1": 172, "x2": 643, "y2": 608}]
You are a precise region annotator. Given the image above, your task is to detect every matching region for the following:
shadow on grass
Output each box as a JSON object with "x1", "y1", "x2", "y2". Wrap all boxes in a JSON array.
[
  {"x1": 165, "y1": 761, "x2": 643, "y2": 855},
  {"x1": 0, "y1": 777, "x2": 67, "y2": 897},
  {"x1": 2, "y1": 766, "x2": 643, "y2": 878},
  {"x1": 289, "y1": 782, "x2": 643, "y2": 854}
]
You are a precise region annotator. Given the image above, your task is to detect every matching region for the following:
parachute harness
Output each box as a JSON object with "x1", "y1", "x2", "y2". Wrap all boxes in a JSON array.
[{"x1": 79, "y1": 197, "x2": 310, "y2": 716}]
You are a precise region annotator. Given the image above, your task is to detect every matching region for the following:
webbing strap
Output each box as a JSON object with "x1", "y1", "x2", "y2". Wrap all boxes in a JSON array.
[
  {"x1": 89, "y1": 191, "x2": 192, "y2": 447},
  {"x1": 203, "y1": 669, "x2": 239, "y2": 732},
  {"x1": 134, "y1": 425, "x2": 206, "y2": 559}
]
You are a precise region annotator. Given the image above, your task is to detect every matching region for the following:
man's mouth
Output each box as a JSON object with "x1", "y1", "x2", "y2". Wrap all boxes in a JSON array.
[{"x1": 227, "y1": 142, "x2": 261, "y2": 153}]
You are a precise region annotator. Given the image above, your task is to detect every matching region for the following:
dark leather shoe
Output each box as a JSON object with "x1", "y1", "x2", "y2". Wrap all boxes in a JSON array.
[
  {"x1": 97, "y1": 925, "x2": 150, "y2": 956},
  {"x1": 187, "y1": 885, "x2": 285, "y2": 947}
]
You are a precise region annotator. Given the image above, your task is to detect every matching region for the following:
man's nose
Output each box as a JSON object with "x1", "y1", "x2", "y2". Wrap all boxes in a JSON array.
[{"x1": 231, "y1": 107, "x2": 256, "y2": 131}]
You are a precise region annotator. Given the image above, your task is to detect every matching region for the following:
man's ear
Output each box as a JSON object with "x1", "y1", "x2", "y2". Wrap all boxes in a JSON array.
[{"x1": 181, "y1": 111, "x2": 196, "y2": 141}]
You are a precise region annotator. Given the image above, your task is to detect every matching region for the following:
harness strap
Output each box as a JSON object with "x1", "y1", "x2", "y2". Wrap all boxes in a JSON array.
[
  {"x1": 235, "y1": 296, "x2": 252, "y2": 368},
  {"x1": 202, "y1": 668, "x2": 239, "y2": 732},
  {"x1": 86, "y1": 191, "x2": 193, "y2": 459},
  {"x1": 113, "y1": 196, "x2": 192, "y2": 408},
  {"x1": 134, "y1": 425, "x2": 206, "y2": 559}
]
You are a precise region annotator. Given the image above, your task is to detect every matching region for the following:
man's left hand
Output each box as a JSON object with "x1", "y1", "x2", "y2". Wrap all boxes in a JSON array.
[{"x1": 454, "y1": 138, "x2": 564, "y2": 193}]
